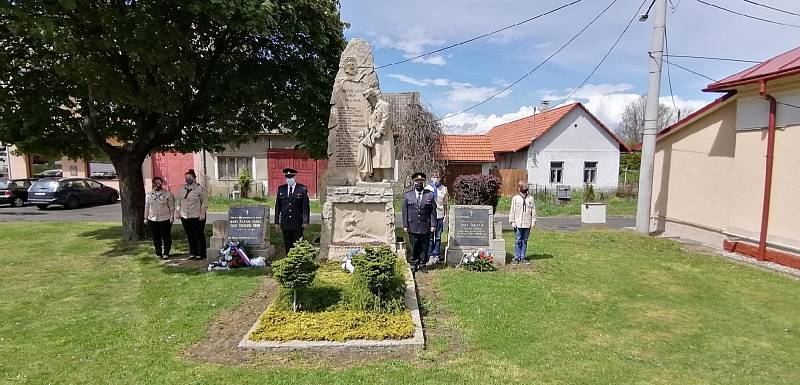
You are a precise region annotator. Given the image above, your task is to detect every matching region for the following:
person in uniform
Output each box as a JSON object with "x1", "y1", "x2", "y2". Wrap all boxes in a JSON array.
[
  {"x1": 144, "y1": 176, "x2": 175, "y2": 260},
  {"x1": 274, "y1": 168, "x2": 310, "y2": 255},
  {"x1": 402, "y1": 172, "x2": 437, "y2": 273},
  {"x1": 175, "y1": 169, "x2": 208, "y2": 260}
]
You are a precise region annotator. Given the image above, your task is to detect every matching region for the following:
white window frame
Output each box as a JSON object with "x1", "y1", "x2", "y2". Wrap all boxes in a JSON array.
[
  {"x1": 550, "y1": 161, "x2": 564, "y2": 184},
  {"x1": 216, "y1": 156, "x2": 254, "y2": 181},
  {"x1": 583, "y1": 161, "x2": 598, "y2": 184}
]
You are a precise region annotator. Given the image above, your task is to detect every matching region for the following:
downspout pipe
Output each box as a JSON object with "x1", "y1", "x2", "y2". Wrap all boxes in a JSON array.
[{"x1": 757, "y1": 80, "x2": 777, "y2": 260}]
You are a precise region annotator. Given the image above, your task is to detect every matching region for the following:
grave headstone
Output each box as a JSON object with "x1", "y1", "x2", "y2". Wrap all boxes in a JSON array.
[
  {"x1": 207, "y1": 205, "x2": 275, "y2": 260},
  {"x1": 445, "y1": 205, "x2": 506, "y2": 267}
]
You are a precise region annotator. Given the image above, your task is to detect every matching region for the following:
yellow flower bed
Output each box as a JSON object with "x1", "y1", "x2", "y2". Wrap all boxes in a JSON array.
[{"x1": 249, "y1": 308, "x2": 415, "y2": 342}]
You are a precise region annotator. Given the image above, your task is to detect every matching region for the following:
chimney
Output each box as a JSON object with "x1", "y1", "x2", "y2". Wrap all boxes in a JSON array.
[{"x1": 540, "y1": 100, "x2": 550, "y2": 112}]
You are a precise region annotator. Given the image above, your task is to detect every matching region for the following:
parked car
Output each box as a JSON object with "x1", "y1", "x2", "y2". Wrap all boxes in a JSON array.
[
  {"x1": 36, "y1": 169, "x2": 63, "y2": 178},
  {"x1": 28, "y1": 178, "x2": 119, "y2": 210},
  {"x1": 0, "y1": 178, "x2": 36, "y2": 207},
  {"x1": 90, "y1": 170, "x2": 117, "y2": 180}
]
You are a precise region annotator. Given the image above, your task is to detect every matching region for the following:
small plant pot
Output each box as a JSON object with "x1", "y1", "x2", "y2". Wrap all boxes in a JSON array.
[{"x1": 581, "y1": 202, "x2": 607, "y2": 224}]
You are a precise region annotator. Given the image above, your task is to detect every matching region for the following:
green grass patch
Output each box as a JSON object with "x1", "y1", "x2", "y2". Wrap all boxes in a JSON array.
[
  {"x1": 208, "y1": 196, "x2": 322, "y2": 214},
  {"x1": 495, "y1": 194, "x2": 636, "y2": 216},
  {"x1": 1, "y1": 223, "x2": 799, "y2": 384}
]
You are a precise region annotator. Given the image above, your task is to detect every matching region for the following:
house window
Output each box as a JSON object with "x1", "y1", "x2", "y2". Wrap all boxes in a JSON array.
[
  {"x1": 217, "y1": 156, "x2": 253, "y2": 180},
  {"x1": 584, "y1": 161, "x2": 597, "y2": 184},
  {"x1": 550, "y1": 161, "x2": 564, "y2": 184}
]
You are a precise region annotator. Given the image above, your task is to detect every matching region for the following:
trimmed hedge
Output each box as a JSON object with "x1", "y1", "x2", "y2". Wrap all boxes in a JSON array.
[
  {"x1": 452, "y1": 174, "x2": 501, "y2": 209},
  {"x1": 249, "y1": 309, "x2": 414, "y2": 342}
]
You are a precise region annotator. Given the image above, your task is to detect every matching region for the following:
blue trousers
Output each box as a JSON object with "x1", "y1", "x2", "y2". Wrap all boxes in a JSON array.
[
  {"x1": 428, "y1": 217, "x2": 445, "y2": 257},
  {"x1": 514, "y1": 227, "x2": 531, "y2": 261}
]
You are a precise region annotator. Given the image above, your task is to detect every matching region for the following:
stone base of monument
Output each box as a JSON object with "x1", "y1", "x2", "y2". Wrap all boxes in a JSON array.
[
  {"x1": 237, "y1": 263, "x2": 424, "y2": 352},
  {"x1": 444, "y1": 205, "x2": 507, "y2": 267},
  {"x1": 319, "y1": 182, "x2": 397, "y2": 261}
]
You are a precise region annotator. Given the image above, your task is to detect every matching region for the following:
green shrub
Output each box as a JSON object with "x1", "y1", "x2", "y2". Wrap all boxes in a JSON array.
[
  {"x1": 452, "y1": 174, "x2": 501, "y2": 210},
  {"x1": 249, "y1": 308, "x2": 414, "y2": 342},
  {"x1": 272, "y1": 239, "x2": 319, "y2": 312},
  {"x1": 238, "y1": 169, "x2": 253, "y2": 198},
  {"x1": 351, "y1": 246, "x2": 406, "y2": 312},
  {"x1": 583, "y1": 184, "x2": 596, "y2": 202}
]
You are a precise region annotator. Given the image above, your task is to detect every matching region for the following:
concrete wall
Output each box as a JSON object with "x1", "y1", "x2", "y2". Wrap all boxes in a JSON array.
[
  {"x1": 528, "y1": 108, "x2": 620, "y2": 189},
  {"x1": 652, "y1": 83, "x2": 800, "y2": 252},
  {"x1": 202, "y1": 135, "x2": 300, "y2": 198},
  {"x1": 7, "y1": 146, "x2": 30, "y2": 179}
]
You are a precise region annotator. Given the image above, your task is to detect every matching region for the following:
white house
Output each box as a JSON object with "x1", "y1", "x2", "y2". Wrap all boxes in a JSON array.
[{"x1": 487, "y1": 103, "x2": 628, "y2": 190}]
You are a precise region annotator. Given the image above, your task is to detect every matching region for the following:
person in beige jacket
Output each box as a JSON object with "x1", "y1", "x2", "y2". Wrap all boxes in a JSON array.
[
  {"x1": 144, "y1": 176, "x2": 174, "y2": 259},
  {"x1": 175, "y1": 169, "x2": 209, "y2": 260},
  {"x1": 509, "y1": 181, "x2": 536, "y2": 265}
]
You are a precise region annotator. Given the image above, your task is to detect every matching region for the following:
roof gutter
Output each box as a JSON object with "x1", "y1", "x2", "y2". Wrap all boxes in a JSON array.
[
  {"x1": 757, "y1": 79, "x2": 778, "y2": 261},
  {"x1": 704, "y1": 67, "x2": 800, "y2": 92}
]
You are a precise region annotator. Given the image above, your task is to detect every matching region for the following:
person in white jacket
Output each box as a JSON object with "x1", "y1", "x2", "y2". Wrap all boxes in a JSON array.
[
  {"x1": 509, "y1": 181, "x2": 536, "y2": 265},
  {"x1": 144, "y1": 176, "x2": 175, "y2": 259}
]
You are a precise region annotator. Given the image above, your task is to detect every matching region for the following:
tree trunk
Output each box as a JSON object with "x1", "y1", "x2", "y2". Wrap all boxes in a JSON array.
[
  {"x1": 292, "y1": 290, "x2": 298, "y2": 312},
  {"x1": 112, "y1": 154, "x2": 147, "y2": 241}
]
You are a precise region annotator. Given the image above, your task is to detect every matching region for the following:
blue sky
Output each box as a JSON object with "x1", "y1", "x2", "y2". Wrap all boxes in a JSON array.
[{"x1": 339, "y1": 0, "x2": 800, "y2": 133}]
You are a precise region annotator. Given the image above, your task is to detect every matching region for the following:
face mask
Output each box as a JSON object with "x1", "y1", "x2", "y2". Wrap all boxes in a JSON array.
[
  {"x1": 431, "y1": 177, "x2": 440, "y2": 185},
  {"x1": 286, "y1": 178, "x2": 296, "y2": 186},
  {"x1": 520, "y1": 188, "x2": 529, "y2": 195},
  {"x1": 153, "y1": 183, "x2": 162, "y2": 191},
  {"x1": 185, "y1": 177, "x2": 194, "y2": 185},
  {"x1": 414, "y1": 182, "x2": 424, "y2": 191}
]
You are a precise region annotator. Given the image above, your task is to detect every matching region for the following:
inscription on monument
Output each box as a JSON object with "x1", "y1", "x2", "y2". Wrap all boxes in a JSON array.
[
  {"x1": 451, "y1": 207, "x2": 491, "y2": 246},
  {"x1": 334, "y1": 87, "x2": 368, "y2": 168},
  {"x1": 227, "y1": 206, "x2": 267, "y2": 246}
]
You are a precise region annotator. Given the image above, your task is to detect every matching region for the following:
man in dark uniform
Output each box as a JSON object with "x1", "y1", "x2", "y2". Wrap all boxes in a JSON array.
[
  {"x1": 274, "y1": 168, "x2": 310, "y2": 255},
  {"x1": 402, "y1": 172, "x2": 437, "y2": 273}
]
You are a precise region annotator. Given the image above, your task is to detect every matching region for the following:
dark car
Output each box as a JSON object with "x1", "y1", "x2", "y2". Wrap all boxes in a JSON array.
[
  {"x1": 36, "y1": 169, "x2": 63, "y2": 178},
  {"x1": 0, "y1": 178, "x2": 36, "y2": 207},
  {"x1": 28, "y1": 178, "x2": 119, "y2": 210}
]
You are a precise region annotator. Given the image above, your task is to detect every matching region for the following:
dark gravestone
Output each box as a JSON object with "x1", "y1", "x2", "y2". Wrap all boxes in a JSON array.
[
  {"x1": 227, "y1": 205, "x2": 267, "y2": 246},
  {"x1": 450, "y1": 206, "x2": 491, "y2": 247}
]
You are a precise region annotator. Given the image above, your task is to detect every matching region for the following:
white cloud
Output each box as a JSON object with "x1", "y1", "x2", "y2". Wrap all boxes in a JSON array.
[
  {"x1": 440, "y1": 83, "x2": 712, "y2": 134},
  {"x1": 440, "y1": 105, "x2": 538, "y2": 134},
  {"x1": 387, "y1": 74, "x2": 428, "y2": 86},
  {"x1": 372, "y1": 29, "x2": 447, "y2": 66},
  {"x1": 413, "y1": 55, "x2": 446, "y2": 65},
  {"x1": 388, "y1": 74, "x2": 511, "y2": 109}
]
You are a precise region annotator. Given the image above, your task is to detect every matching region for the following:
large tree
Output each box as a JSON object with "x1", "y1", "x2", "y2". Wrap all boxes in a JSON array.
[
  {"x1": 0, "y1": 0, "x2": 345, "y2": 240},
  {"x1": 617, "y1": 95, "x2": 692, "y2": 147}
]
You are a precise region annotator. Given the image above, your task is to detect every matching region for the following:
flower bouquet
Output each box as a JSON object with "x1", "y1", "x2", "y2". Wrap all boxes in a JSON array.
[{"x1": 459, "y1": 248, "x2": 497, "y2": 272}]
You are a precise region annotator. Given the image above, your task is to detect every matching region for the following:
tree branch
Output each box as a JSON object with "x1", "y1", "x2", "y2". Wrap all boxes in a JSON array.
[{"x1": 80, "y1": 84, "x2": 121, "y2": 157}]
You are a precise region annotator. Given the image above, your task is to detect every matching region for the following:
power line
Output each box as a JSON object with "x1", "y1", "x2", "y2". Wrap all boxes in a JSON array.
[
  {"x1": 555, "y1": 0, "x2": 650, "y2": 106},
  {"x1": 664, "y1": 54, "x2": 761, "y2": 63},
  {"x1": 438, "y1": 0, "x2": 620, "y2": 122},
  {"x1": 696, "y1": 0, "x2": 800, "y2": 29},
  {"x1": 664, "y1": 28, "x2": 679, "y2": 119},
  {"x1": 741, "y1": 0, "x2": 800, "y2": 18},
  {"x1": 660, "y1": 59, "x2": 800, "y2": 112},
  {"x1": 374, "y1": 0, "x2": 585, "y2": 70}
]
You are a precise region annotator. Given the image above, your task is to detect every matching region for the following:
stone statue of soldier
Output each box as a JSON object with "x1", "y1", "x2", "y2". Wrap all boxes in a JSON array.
[{"x1": 358, "y1": 87, "x2": 394, "y2": 182}]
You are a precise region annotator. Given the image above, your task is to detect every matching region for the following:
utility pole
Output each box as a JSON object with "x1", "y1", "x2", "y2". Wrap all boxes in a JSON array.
[{"x1": 636, "y1": 0, "x2": 667, "y2": 234}]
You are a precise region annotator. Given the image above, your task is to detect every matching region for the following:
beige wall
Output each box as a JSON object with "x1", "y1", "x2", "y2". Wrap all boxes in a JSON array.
[
  {"x1": 652, "y1": 86, "x2": 800, "y2": 252},
  {"x1": 8, "y1": 146, "x2": 30, "y2": 179}
]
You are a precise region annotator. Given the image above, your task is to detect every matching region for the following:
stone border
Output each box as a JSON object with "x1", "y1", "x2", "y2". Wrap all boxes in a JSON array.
[{"x1": 237, "y1": 264, "x2": 425, "y2": 351}]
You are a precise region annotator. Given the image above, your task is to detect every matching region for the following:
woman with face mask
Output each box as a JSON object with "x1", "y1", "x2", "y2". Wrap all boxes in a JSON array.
[
  {"x1": 509, "y1": 181, "x2": 537, "y2": 265},
  {"x1": 144, "y1": 176, "x2": 175, "y2": 259},
  {"x1": 175, "y1": 169, "x2": 209, "y2": 260},
  {"x1": 424, "y1": 171, "x2": 448, "y2": 264}
]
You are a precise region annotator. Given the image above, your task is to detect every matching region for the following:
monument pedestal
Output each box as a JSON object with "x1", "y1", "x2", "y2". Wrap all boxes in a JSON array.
[
  {"x1": 319, "y1": 182, "x2": 399, "y2": 261},
  {"x1": 444, "y1": 205, "x2": 506, "y2": 267}
]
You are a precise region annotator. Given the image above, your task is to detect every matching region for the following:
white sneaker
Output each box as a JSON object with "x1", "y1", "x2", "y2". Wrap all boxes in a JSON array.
[{"x1": 426, "y1": 256, "x2": 439, "y2": 266}]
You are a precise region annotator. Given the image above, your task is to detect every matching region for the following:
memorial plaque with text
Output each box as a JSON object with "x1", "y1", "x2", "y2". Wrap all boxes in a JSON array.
[
  {"x1": 227, "y1": 206, "x2": 267, "y2": 246},
  {"x1": 451, "y1": 207, "x2": 491, "y2": 247}
]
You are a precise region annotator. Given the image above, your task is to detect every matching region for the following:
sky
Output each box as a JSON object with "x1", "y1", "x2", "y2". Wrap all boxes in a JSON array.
[{"x1": 339, "y1": 0, "x2": 800, "y2": 134}]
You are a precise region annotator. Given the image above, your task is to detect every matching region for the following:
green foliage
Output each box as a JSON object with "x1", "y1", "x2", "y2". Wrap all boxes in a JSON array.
[
  {"x1": 620, "y1": 153, "x2": 642, "y2": 171},
  {"x1": 583, "y1": 184, "x2": 596, "y2": 202},
  {"x1": 272, "y1": 239, "x2": 319, "y2": 311},
  {"x1": 351, "y1": 246, "x2": 406, "y2": 312},
  {"x1": 452, "y1": 174, "x2": 501, "y2": 209},
  {"x1": 237, "y1": 169, "x2": 253, "y2": 198}
]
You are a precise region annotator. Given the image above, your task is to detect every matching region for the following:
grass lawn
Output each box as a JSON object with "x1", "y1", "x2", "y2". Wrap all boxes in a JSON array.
[
  {"x1": 2, "y1": 223, "x2": 799, "y2": 384},
  {"x1": 208, "y1": 196, "x2": 322, "y2": 214},
  {"x1": 495, "y1": 195, "x2": 637, "y2": 217}
]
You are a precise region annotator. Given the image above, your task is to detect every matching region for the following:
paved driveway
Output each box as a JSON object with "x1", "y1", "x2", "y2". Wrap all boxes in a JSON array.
[{"x1": 0, "y1": 203, "x2": 634, "y2": 230}]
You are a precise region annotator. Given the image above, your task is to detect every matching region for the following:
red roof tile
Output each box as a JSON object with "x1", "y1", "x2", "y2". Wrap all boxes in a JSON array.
[
  {"x1": 486, "y1": 103, "x2": 628, "y2": 153},
  {"x1": 487, "y1": 103, "x2": 578, "y2": 153},
  {"x1": 705, "y1": 46, "x2": 800, "y2": 91},
  {"x1": 438, "y1": 135, "x2": 495, "y2": 162}
]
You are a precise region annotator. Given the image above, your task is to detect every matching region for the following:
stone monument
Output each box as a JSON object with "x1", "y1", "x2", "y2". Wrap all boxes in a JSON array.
[
  {"x1": 320, "y1": 39, "x2": 401, "y2": 261},
  {"x1": 207, "y1": 205, "x2": 275, "y2": 260},
  {"x1": 444, "y1": 205, "x2": 506, "y2": 267}
]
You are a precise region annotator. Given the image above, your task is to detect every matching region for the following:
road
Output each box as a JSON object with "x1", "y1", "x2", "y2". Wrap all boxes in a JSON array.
[{"x1": 0, "y1": 203, "x2": 635, "y2": 230}]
